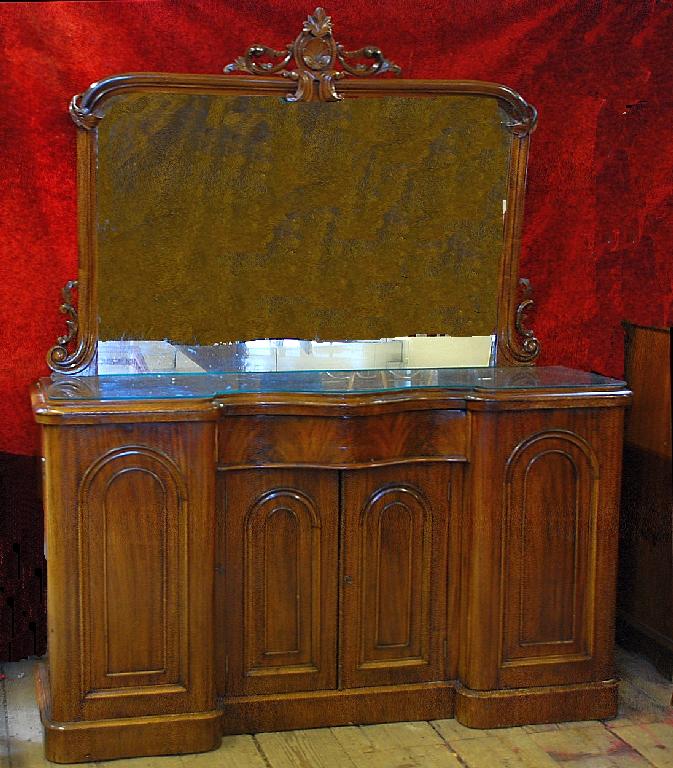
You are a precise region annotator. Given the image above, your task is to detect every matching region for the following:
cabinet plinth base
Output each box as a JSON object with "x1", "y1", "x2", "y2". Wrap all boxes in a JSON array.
[
  {"x1": 219, "y1": 682, "x2": 456, "y2": 734},
  {"x1": 36, "y1": 664, "x2": 222, "y2": 764},
  {"x1": 455, "y1": 679, "x2": 619, "y2": 729},
  {"x1": 218, "y1": 679, "x2": 618, "y2": 736}
]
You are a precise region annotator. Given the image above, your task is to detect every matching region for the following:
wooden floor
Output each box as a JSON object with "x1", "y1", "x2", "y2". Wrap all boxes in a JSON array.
[{"x1": 2, "y1": 648, "x2": 673, "y2": 767}]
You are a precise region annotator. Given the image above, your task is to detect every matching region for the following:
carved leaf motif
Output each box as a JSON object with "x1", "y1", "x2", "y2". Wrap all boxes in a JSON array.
[
  {"x1": 304, "y1": 7, "x2": 332, "y2": 37},
  {"x1": 225, "y1": 56, "x2": 249, "y2": 73},
  {"x1": 303, "y1": 37, "x2": 332, "y2": 69},
  {"x1": 337, "y1": 45, "x2": 402, "y2": 77}
]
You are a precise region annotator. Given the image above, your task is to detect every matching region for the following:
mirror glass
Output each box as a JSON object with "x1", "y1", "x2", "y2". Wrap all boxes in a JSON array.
[{"x1": 94, "y1": 92, "x2": 512, "y2": 373}]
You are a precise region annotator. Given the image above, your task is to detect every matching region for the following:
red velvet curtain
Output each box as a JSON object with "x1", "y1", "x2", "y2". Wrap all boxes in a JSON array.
[
  {"x1": 1, "y1": 0, "x2": 672, "y2": 661},
  {"x1": 1, "y1": 0, "x2": 672, "y2": 457}
]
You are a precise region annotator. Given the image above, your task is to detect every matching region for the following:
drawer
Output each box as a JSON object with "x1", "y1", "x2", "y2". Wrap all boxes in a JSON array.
[{"x1": 218, "y1": 409, "x2": 468, "y2": 468}]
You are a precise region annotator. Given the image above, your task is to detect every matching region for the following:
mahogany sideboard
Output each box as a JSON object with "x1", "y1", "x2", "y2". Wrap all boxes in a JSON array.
[
  {"x1": 31, "y1": 7, "x2": 633, "y2": 761},
  {"x1": 32, "y1": 367, "x2": 629, "y2": 762}
]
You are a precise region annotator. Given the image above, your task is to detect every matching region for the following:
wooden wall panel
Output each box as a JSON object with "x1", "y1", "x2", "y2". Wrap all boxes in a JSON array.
[{"x1": 618, "y1": 324, "x2": 673, "y2": 675}]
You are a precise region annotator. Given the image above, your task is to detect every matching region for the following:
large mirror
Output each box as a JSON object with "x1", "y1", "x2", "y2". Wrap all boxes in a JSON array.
[{"x1": 49, "y1": 9, "x2": 538, "y2": 375}]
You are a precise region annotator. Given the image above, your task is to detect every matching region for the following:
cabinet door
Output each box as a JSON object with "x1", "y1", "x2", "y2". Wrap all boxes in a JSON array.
[
  {"x1": 340, "y1": 463, "x2": 455, "y2": 688},
  {"x1": 43, "y1": 421, "x2": 216, "y2": 723},
  {"x1": 220, "y1": 469, "x2": 338, "y2": 695}
]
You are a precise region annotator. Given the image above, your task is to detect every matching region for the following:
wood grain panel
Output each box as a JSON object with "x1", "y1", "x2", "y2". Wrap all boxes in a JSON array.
[
  {"x1": 218, "y1": 682, "x2": 455, "y2": 735},
  {"x1": 502, "y1": 431, "x2": 599, "y2": 665},
  {"x1": 220, "y1": 469, "x2": 338, "y2": 696},
  {"x1": 364, "y1": 488, "x2": 426, "y2": 659},
  {"x1": 248, "y1": 491, "x2": 315, "y2": 668},
  {"x1": 340, "y1": 463, "x2": 453, "y2": 688},
  {"x1": 40, "y1": 422, "x2": 216, "y2": 725},
  {"x1": 376, "y1": 502, "x2": 413, "y2": 647},
  {"x1": 104, "y1": 467, "x2": 167, "y2": 674},
  {"x1": 217, "y1": 410, "x2": 467, "y2": 468},
  {"x1": 520, "y1": 451, "x2": 578, "y2": 645},
  {"x1": 263, "y1": 507, "x2": 300, "y2": 655},
  {"x1": 455, "y1": 679, "x2": 618, "y2": 729},
  {"x1": 618, "y1": 324, "x2": 673, "y2": 676},
  {"x1": 460, "y1": 407, "x2": 625, "y2": 693},
  {"x1": 80, "y1": 446, "x2": 185, "y2": 694}
]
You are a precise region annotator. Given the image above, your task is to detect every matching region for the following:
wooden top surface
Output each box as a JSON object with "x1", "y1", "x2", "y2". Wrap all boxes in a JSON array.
[{"x1": 32, "y1": 366, "x2": 630, "y2": 424}]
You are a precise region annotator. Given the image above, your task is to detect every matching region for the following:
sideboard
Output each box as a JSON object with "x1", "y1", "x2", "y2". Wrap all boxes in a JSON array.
[
  {"x1": 33, "y1": 367, "x2": 629, "y2": 762},
  {"x1": 32, "y1": 6, "x2": 631, "y2": 761}
]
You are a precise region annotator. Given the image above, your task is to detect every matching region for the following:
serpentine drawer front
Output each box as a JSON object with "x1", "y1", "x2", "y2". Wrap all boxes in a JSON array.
[{"x1": 217, "y1": 409, "x2": 468, "y2": 468}]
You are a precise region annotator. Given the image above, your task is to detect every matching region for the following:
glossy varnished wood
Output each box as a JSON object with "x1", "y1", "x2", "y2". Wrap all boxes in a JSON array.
[
  {"x1": 34, "y1": 9, "x2": 630, "y2": 759},
  {"x1": 7, "y1": 651, "x2": 673, "y2": 768},
  {"x1": 34, "y1": 375, "x2": 629, "y2": 760},
  {"x1": 460, "y1": 406, "x2": 624, "y2": 692},
  {"x1": 339, "y1": 463, "x2": 457, "y2": 688},
  {"x1": 455, "y1": 679, "x2": 619, "y2": 729},
  {"x1": 220, "y1": 469, "x2": 339, "y2": 696},
  {"x1": 219, "y1": 682, "x2": 456, "y2": 736},
  {"x1": 51, "y1": 69, "x2": 539, "y2": 373},
  {"x1": 38, "y1": 418, "x2": 219, "y2": 761},
  {"x1": 218, "y1": 409, "x2": 468, "y2": 467},
  {"x1": 36, "y1": 664, "x2": 221, "y2": 763}
]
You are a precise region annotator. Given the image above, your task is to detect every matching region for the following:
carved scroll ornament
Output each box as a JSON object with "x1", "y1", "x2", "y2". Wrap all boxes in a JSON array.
[
  {"x1": 514, "y1": 277, "x2": 541, "y2": 361},
  {"x1": 225, "y1": 7, "x2": 401, "y2": 102},
  {"x1": 69, "y1": 95, "x2": 102, "y2": 130},
  {"x1": 47, "y1": 280, "x2": 79, "y2": 367}
]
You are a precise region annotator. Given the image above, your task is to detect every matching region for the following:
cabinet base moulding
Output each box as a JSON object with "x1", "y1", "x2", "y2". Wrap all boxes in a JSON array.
[
  {"x1": 455, "y1": 679, "x2": 619, "y2": 729},
  {"x1": 36, "y1": 664, "x2": 222, "y2": 764},
  {"x1": 219, "y1": 682, "x2": 456, "y2": 734}
]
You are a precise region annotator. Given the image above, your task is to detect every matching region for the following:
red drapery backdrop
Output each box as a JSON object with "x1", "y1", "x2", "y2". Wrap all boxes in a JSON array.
[
  {"x1": 1, "y1": 0, "x2": 672, "y2": 456},
  {"x1": 0, "y1": 0, "x2": 672, "y2": 658}
]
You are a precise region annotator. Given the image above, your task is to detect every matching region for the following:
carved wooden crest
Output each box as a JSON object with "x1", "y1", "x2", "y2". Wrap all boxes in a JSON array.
[{"x1": 225, "y1": 7, "x2": 401, "y2": 102}]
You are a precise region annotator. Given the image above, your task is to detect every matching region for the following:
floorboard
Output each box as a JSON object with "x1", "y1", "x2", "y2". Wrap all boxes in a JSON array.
[{"x1": 2, "y1": 648, "x2": 672, "y2": 767}]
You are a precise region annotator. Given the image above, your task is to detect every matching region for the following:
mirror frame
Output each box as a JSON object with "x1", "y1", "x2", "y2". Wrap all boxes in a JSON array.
[{"x1": 47, "y1": 7, "x2": 539, "y2": 374}]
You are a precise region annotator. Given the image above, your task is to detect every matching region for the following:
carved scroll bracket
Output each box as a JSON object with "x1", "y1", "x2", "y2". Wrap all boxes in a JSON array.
[
  {"x1": 224, "y1": 7, "x2": 401, "y2": 102},
  {"x1": 514, "y1": 277, "x2": 541, "y2": 361},
  {"x1": 47, "y1": 280, "x2": 87, "y2": 372}
]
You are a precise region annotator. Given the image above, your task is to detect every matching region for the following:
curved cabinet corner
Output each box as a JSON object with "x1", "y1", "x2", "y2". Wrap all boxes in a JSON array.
[
  {"x1": 461, "y1": 409, "x2": 623, "y2": 693},
  {"x1": 502, "y1": 431, "x2": 599, "y2": 670},
  {"x1": 79, "y1": 446, "x2": 188, "y2": 697},
  {"x1": 41, "y1": 421, "x2": 216, "y2": 731}
]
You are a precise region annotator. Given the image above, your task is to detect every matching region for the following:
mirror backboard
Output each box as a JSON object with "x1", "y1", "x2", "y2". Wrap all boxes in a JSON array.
[{"x1": 48, "y1": 9, "x2": 538, "y2": 375}]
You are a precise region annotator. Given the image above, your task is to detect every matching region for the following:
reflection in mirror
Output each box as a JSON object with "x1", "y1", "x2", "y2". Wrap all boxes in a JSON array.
[{"x1": 96, "y1": 336, "x2": 494, "y2": 375}]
